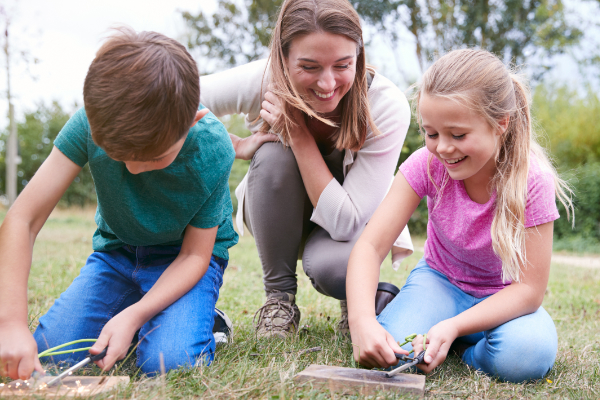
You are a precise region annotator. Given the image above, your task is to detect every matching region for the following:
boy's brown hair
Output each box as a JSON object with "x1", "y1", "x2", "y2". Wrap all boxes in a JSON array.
[{"x1": 83, "y1": 26, "x2": 200, "y2": 161}]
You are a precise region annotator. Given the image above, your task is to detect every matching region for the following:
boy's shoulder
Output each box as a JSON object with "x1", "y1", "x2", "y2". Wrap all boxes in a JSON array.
[{"x1": 184, "y1": 108, "x2": 235, "y2": 187}]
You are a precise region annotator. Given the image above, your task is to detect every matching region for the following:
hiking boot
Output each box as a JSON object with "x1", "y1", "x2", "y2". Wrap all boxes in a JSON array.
[
  {"x1": 253, "y1": 292, "x2": 300, "y2": 339},
  {"x1": 213, "y1": 308, "x2": 233, "y2": 345},
  {"x1": 338, "y1": 300, "x2": 349, "y2": 336},
  {"x1": 375, "y1": 282, "x2": 400, "y2": 315}
]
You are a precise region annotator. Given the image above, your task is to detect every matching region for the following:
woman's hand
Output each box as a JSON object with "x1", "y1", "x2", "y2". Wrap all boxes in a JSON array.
[
  {"x1": 260, "y1": 89, "x2": 310, "y2": 147},
  {"x1": 231, "y1": 132, "x2": 279, "y2": 160},
  {"x1": 350, "y1": 317, "x2": 408, "y2": 369},
  {"x1": 412, "y1": 319, "x2": 459, "y2": 373}
]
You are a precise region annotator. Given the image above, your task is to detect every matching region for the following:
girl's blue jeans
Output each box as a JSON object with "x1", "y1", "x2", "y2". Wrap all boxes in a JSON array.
[
  {"x1": 377, "y1": 258, "x2": 557, "y2": 383},
  {"x1": 34, "y1": 245, "x2": 226, "y2": 375}
]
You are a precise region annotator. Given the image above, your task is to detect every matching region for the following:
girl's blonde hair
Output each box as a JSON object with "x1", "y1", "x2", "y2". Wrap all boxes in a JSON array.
[
  {"x1": 413, "y1": 49, "x2": 573, "y2": 282},
  {"x1": 262, "y1": 0, "x2": 378, "y2": 151}
]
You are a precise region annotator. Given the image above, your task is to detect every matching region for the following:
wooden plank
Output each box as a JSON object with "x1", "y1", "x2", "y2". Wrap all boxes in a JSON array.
[
  {"x1": 294, "y1": 364, "x2": 425, "y2": 397},
  {"x1": 0, "y1": 375, "x2": 129, "y2": 397}
]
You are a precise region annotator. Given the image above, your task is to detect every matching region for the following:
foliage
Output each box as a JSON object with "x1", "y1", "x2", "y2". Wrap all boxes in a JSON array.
[
  {"x1": 0, "y1": 102, "x2": 96, "y2": 207},
  {"x1": 182, "y1": 0, "x2": 585, "y2": 76},
  {"x1": 553, "y1": 162, "x2": 600, "y2": 250},
  {"x1": 533, "y1": 84, "x2": 600, "y2": 167},
  {"x1": 182, "y1": 0, "x2": 282, "y2": 74},
  {"x1": 220, "y1": 114, "x2": 252, "y2": 212},
  {"x1": 397, "y1": 0, "x2": 584, "y2": 73}
]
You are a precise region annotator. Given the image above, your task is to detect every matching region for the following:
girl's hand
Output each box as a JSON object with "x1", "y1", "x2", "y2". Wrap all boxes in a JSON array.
[
  {"x1": 412, "y1": 319, "x2": 459, "y2": 373},
  {"x1": 0, "y1": 322, "x2": 43, "y2": 380},
  {"x1": 350, "y1": 317, "x2": 408, "y2": 369},
  {"x1": 89, "y1": 308, "x2": 141, "y2": 371},
  {"x1": 231, "y1": 132, "x2": 279, "y2": 160}
]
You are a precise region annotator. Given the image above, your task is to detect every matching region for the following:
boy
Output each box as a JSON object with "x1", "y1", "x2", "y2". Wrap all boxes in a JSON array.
[{"x1": 0, "y1": 27, "x2": 238, "y2": 379}]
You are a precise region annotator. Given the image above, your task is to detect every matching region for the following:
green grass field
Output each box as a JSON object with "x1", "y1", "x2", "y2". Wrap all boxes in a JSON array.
[{"x1": 1, "y1": 208, "x2": 599, "y2": 399}]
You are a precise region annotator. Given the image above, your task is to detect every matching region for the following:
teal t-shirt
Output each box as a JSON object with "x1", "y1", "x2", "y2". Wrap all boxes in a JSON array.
[{"x1": 54, "y1": 107, "x2": 239, "y2": 260}]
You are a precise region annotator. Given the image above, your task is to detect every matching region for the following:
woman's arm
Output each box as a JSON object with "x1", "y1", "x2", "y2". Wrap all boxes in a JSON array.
[
  {"x1": 201, "y1": 60, "x2": 279, "y2": 160},
  {"x1": 0, "y1": 147, "x2": 82, "y2": 379},
  {"x1": 347, "y1": 172, "x2": 422, "y2": 368},
  {"x1": 260, "y1": 74, "x2": 411, "y2": 240},
  {"x1": 413, "y1": 221, "x2": 554, "y2": 372}
]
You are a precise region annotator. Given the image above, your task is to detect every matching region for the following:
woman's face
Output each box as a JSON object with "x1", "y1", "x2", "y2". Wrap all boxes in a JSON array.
[{"x1": 285, "y1": 31, "x2": 357, "y2": 116}]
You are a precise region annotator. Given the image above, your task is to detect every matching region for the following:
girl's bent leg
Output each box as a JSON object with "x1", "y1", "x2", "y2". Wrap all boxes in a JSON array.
[
  {"x1": 34, "y1": 249, "x2": 141, "y2": 364},
  {"x1": 377, "y1": 259, "x2": 474, "y2": 352},
  {"x1": 245, "y1": 142, "x2": 309, "y2": 295},
  {"x1": 136, "y1": 256, "x2": 226, "y2": 375},
  {"x1": 463, "y1": 306, "x2": 557, "y2": 383}
]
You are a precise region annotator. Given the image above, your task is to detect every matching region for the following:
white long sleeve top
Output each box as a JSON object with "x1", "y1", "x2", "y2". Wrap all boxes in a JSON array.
[{"x1": 201, "y1": 59, "x2": 414, "y2": 268}]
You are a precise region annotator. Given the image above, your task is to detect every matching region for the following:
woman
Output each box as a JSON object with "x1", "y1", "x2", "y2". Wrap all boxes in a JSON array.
[{"x1": 201, "y1": 0, "x2": 413, "y2": 338}]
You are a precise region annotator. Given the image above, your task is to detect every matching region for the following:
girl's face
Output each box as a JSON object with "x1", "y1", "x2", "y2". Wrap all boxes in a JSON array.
[
  {"x1": 420, "y1": 93, "x2": 507, "y2": 186},
  {"x1": 285, "y1": 31, "x2": 357, "y2": 116}
]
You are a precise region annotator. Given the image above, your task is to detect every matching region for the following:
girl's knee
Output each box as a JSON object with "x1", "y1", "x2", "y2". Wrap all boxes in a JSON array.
[{"x1": 469, "y1": 309, "x2": 557, "y2": 382}]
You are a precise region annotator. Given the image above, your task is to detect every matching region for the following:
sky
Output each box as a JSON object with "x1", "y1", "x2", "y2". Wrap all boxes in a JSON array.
[
  {"x1": 0, "y1": 0, "x2": 218, "y2": 128},
  {"x1": 0, "y1": 0, "x2": 596, "y2": 131}
]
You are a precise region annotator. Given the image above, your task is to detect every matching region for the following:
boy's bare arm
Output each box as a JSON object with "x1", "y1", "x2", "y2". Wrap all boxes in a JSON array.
[
  {"x1": 0, "y1": 147, "x2": 82, "y2": 379},
  {"x1": 90, "y1": 224, "x2": 218, "y2": 370}
]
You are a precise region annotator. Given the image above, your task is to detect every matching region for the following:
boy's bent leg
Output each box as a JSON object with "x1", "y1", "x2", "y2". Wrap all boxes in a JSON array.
[
  {"x1": 136, "y1": 256, "x2": 226, "y2": 375},
  {"x1": 34, "y1": 249, "x2": 141, "y2": 364},
  {"x1": 463, "y1": 306, "x2": 557, "y2": 383},
  {"x1": 377, "y1": 259, "x2": 475, "y2": 353}
]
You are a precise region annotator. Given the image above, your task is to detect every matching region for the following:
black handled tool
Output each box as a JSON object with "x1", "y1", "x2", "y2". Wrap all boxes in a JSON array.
[
  {"x1": 46, "y1": 347, "x2": 108, "y2": 386},
  {"x1": 386, "y1": 350, "x2": 426, "y2": 378}
]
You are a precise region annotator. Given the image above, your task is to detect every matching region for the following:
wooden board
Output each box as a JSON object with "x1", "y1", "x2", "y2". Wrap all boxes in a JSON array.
[
  {"x1": 0, "y1": 375, "x2": 129, "y2": 397},
  {"x1": 294, "y1": 364, "x2": 425, "y2": 396}
]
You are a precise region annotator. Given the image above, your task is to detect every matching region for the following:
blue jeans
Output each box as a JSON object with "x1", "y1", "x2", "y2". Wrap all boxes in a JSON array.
[
  {"x1": 377, "y1": 258, "x2": 557, "y2": 383},
  {"x1": 34, "y1": 245, "x2": 226, "y2": 375}
]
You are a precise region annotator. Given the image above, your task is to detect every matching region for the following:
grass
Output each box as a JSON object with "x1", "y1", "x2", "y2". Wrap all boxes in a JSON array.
[{"x1": 1, "y1": 207, "x2": 599, "y2": 399}]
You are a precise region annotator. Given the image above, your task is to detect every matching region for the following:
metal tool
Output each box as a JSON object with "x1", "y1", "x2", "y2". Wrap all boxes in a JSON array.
[
  {"x1": 386, "y1": 350, "x2": 426, "y2": 378},
  {"x1": 46, "y1": 347, "x2": 108, "y2": 387}
]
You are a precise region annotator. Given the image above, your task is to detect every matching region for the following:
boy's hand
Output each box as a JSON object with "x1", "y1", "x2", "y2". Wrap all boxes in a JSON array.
[
  {"x1": 0, "y1": 322, "x2": 43, "y2": 380},
  {"x1": 89, "y1": 308, "x2": 141, "y2": 371},
  {"x1": 350, "y1": 317, "x2": 408, "y2": 369},
  {"x1": 412, "y1": 319, "x2": 459, "y2": 373}
]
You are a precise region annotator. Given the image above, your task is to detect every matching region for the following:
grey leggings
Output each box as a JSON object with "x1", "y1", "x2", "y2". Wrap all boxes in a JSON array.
[{"x1": 244, "y1": 142, "x2": 364, "y2": 300}]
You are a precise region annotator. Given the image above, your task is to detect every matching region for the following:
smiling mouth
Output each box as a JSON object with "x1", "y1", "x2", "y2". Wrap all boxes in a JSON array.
[
  {"x1": 311, "y1": 89, "x2": 336, "y2": 99},
  {"x1": 445, "y1": 156, "x2": 467, "y2": 164}
]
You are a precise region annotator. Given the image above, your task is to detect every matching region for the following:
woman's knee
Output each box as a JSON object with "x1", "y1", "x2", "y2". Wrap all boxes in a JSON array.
[
  {"x1": 249, "y1": 142, "x2": 299, "y2": 192},
  {"x1": 467, "y1": 307, "x2": 557, "y2": 382},
  {"x1": 302, "y1": 228, "x2": 352, "y2": 300}
]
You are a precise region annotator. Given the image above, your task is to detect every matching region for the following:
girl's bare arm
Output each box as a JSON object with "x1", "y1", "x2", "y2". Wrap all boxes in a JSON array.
[{"x1": 347, "y1": 172, "x2": 421, "y2": 368}]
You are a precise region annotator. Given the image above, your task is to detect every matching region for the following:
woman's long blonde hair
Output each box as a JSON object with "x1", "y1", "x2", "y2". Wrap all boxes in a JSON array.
[
  {"x1": 262, "y1": 0, "x2": 378, "y2": 151},
  {"x1": 413, "y1": 49, "x2": 573, "y2": 282}
]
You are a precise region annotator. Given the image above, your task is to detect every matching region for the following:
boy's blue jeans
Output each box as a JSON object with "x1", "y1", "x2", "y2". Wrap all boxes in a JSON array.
[
  {"x1": 377, "y1": 258, "x2": 557, "y2": 383},
  {"x1": 34, "y1": 245, "x2": 226, "y2": 375}
]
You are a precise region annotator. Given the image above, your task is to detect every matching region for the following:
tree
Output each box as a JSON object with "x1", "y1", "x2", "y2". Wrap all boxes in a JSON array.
[
  {"x1": 182, "y1": 0, "x2": 586, "y2": 76},
  {"x1": 0, "y1": 102, "x2": 96, "y2": 207}
]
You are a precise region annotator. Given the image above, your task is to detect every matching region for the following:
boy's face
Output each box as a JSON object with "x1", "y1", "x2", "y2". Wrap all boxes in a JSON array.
[
  {"x1": 118, "y1": 110, "x2": 206, "y2": 175},
  {"x1": 123, "y1": 135, "x2": 187, "y2": 174}
]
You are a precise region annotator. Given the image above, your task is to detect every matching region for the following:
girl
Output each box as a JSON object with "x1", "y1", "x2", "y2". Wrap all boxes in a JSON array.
[{"x1": 346, "y1": 48, "x2": 572, "y2": 383}]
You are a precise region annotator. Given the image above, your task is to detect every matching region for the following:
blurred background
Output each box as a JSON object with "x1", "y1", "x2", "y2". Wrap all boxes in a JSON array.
[{"x1": 1, "y1": 0, "x2": 599, "y2": 253}]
